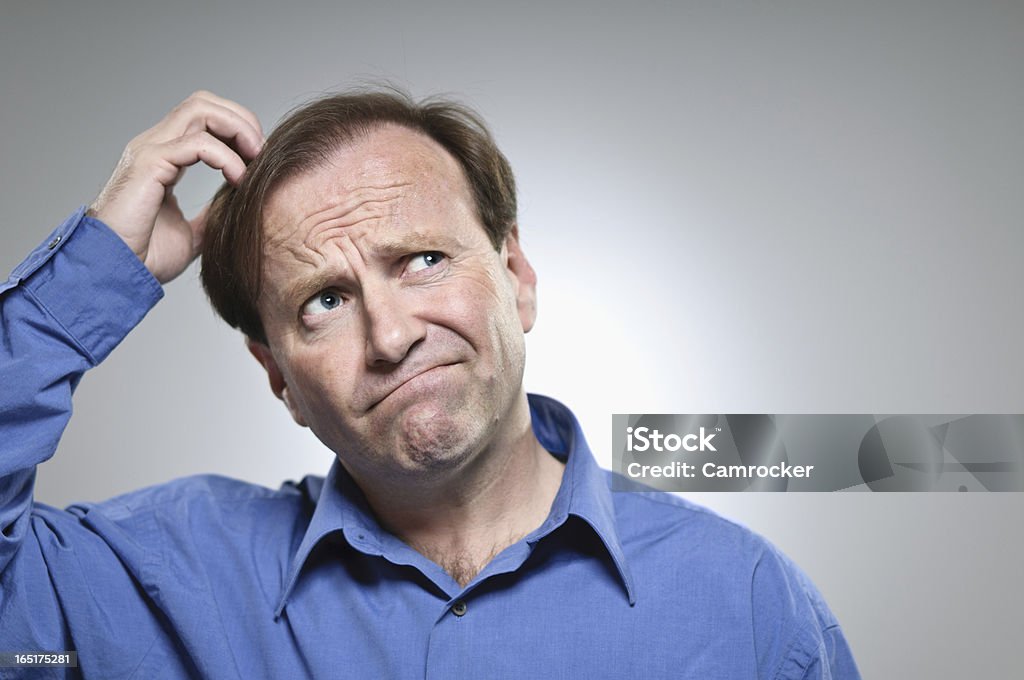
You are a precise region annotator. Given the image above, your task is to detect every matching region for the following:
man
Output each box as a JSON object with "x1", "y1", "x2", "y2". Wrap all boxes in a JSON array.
[{"x1": 0, "y1": 89, "x2": 859, "y2": 678}]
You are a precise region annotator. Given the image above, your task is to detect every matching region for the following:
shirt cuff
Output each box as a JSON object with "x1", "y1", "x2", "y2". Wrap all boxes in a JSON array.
[{"x1": 11, "y1": 207, "x2": 164, "y2": 364}]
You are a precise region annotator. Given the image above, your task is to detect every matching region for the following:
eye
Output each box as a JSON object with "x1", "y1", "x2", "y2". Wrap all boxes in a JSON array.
[
  {"x1": 302, "y1": 290, "x2": 344, "y2": 316},
  {"x1": 407, "y1": 251, "x2": 446, "y2": 274}
]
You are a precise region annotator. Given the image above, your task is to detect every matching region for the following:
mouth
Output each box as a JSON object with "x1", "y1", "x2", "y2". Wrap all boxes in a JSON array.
[{"x1": 365, "y1": 362, "x2": 461, "y2": 412}]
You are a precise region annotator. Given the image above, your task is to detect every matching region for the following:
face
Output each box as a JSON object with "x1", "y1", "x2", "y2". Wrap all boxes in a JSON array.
[{"x1": 249, "y1": 125, "x2": 537, "y2": 484}]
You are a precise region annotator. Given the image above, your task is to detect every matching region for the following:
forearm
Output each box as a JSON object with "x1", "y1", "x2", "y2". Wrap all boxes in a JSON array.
[{"x1": 0, "y1": 208, "x2": 162, "y2": 573}]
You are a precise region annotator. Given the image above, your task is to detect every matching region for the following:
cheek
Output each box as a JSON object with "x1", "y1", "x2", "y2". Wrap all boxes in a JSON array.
[
  {"x1": 438, "y1": 269, "x2": 512, "y2": 322},
  {"x1": 282, "y1": 350, "x2": 357, "y2": 418},
  {"x1": 439, "y1": 273, "x2": 524, "y2": 364}
]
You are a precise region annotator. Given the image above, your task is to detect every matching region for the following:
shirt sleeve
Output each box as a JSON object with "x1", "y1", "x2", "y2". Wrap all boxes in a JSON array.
[
  {"x1": 0, "y1": 208, "x2": 163, "y2": 658},
  {"x1": 750, "y1": 545, "x2": 862, "y2": 680}
]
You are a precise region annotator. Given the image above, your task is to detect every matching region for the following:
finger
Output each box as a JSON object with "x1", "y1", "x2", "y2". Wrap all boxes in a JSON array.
[
  {"x1": 170, "y1": 90, "x2": 264, "y2": 151},
  {"x1": 157, "y1": 131, "x2": 248, "y2": 186},
  {"x1": 169, "y1": 101, "x2": 263, "y2": 160},
  {"x1": 144, "y1": 93, "x2": 261, "y2": 155},
  {"x1": 189, "y1": 90, "x2": 264, "y2": 139}
]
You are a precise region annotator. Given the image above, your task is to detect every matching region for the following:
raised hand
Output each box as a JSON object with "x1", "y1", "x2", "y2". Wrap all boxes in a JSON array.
[{"x1": 89, "y1": 91, "x2": 263, "y2": 284}]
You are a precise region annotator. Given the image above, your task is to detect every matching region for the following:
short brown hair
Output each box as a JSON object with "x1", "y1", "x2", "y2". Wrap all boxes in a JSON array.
[{"x1": 200, "y1": 88, "x2": 518, "y2": 344}]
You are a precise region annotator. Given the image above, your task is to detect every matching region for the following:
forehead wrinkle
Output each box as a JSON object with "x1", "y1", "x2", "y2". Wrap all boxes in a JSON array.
[
  {"x1": 279, "y1": 218, "x2": 392, "y2": 309},
  {"x1": 300, "y1": 182, "x2": 412, "y2": 253},
  {"x1": 279, "y1": 231, "x2": 367, "y2": 306},
  {"x1": 263, "y1": 179, "x2": 411, "y2": 299},
  {"x1": 264, "y1": 181, "x2": 409, "y2": 246}
]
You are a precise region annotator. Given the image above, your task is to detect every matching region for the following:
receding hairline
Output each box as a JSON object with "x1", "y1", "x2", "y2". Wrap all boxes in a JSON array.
[{"x1": 259, "y1": 122, "x2": 484, "y2": 249}]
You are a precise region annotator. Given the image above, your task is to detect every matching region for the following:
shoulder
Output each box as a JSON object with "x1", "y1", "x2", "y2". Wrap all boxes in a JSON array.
[
  {"x1": 47, "y1": 474, "x2": 326, "y2": 586},
  {"x1": 609, "y1": 471, "x2": 776, "y2": 567},
  {"x1": 610, "y1": 471, "x2": 833, "y2": 613},
  {"x1": 607, "y1": 473, "x2": 857, "y2": 678},
  {"x1": 21, "y1": 474, "x2": 324, "y2": 603},
  {"x1": 60, "y1": 473, "x2": 323, "y2": 540}
]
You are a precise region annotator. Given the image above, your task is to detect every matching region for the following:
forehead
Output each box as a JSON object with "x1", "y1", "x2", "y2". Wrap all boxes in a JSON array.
[{"x1": 261, "y1": 124, "x2": 476, "y2": 251}]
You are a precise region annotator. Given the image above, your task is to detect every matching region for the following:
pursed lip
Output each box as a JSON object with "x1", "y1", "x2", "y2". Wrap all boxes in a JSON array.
[{"x1": 364, "y1": 362, "x2": 460, "y2": 412}]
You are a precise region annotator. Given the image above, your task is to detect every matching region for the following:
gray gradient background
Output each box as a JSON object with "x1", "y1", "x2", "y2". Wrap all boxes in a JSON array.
[{"x1": 2, "y1": 1, "x2": 1022, "y2": 677}]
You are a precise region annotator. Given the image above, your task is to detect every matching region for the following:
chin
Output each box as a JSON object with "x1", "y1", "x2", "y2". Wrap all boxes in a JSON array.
[{"x1": 395, "y1": 400, "x2": 482, "y2": 473}]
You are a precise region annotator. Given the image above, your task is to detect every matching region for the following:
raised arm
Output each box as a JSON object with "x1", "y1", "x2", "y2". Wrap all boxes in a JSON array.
[{"x1": 0, "y1": 91, "x2": 262, "y2": 654}]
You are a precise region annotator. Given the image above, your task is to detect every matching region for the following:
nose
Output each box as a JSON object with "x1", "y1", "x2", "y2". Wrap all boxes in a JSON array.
[{"x1": 362, "y1": 284, "x2": 426, "y2": 366}]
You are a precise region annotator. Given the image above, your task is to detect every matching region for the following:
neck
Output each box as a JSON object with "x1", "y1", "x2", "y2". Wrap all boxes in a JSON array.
[{"x1": 347, "y1": 393, "x2": 566, "y2": 586}]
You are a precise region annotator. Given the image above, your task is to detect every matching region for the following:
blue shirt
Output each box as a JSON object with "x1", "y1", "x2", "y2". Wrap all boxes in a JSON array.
[{"x1": 0, "y1": 209, "x2": 860, "y2": 679}]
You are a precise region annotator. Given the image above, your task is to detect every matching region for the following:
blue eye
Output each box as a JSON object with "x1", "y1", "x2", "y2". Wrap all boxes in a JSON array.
[
  {"x1": 408, "y1": 251, "x2": 445, "y2": 273},
  {"x1": 302, "y1": 290, "x2": 343, "y2": 316}
]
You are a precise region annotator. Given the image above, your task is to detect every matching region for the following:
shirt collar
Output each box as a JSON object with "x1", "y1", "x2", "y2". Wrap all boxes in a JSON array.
[
  {"x1": 526, "y1": 394, "x2": 637, "y2": 604},
  {"x1": 275, "y1": 393, "x2": 635, "y2": 618}
]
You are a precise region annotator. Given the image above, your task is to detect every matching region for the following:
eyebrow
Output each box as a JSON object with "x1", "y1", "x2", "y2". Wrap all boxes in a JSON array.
[
  {"x1": 284, "y1": 271, "x2": 342, "y2": 308},
  {"x1": 279, "y1": 230, "x2": 455, "y2": 306},
  {"x1": 371, "y1": 230, "x2": 437, "y2": 258}
]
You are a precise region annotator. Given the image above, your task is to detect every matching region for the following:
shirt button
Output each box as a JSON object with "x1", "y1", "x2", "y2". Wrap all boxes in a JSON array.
[
  {"x1": 451, "y1": 600, "x2": 468, "y2": 617},
  {"x1": 47, "y1": 235, "x2": 62, "y2": 249}
]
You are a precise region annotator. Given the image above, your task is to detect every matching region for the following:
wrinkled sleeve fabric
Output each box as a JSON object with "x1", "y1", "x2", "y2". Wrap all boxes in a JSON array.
[
  {"x1": 0, "y1": 208, "x2": 163, "y2": 670},
  {"x1": 750, "y1": 544, "x2": 862, "y2": 680}
]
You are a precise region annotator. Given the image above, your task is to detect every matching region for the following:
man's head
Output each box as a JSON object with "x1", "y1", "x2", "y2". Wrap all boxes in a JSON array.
[
  {"x1": 201, "y1": 89, "x2": 537, "y2": 483},
  {"x1": 202, "y1": 88, "x2": 520, "y2": 345}
]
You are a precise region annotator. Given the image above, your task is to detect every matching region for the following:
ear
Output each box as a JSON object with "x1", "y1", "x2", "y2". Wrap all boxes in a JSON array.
[
  {"x1": 246, "y1": 338, "x2": 308, "y2": 427},
  {"x1": 503, "y1": 225, "x2": 538, "y2": 333}
]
